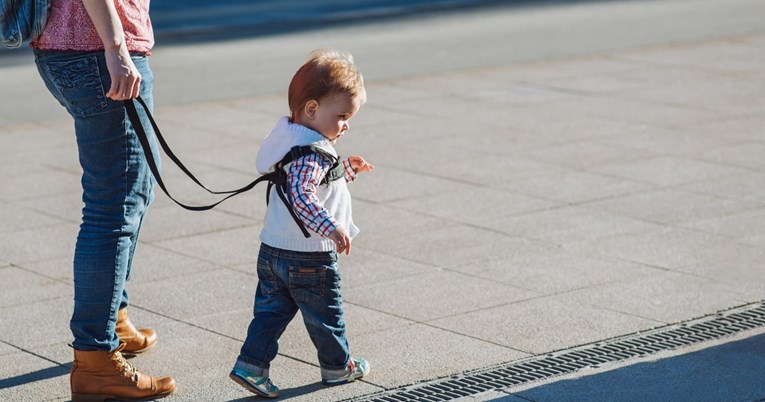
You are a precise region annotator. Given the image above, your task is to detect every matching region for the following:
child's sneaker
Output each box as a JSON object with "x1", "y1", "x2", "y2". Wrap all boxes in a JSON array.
[
  {"x1": 229, "y1": 368, "x2": 280, "y2": 398},
  {"x1": 321, "y1": 358, "x2": 370, "y2": 385}
]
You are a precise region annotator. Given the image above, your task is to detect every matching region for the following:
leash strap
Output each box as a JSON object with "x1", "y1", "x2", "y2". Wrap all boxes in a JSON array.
[{"x1": 124, "y1": 96, "x2": 268, "y2": 211}]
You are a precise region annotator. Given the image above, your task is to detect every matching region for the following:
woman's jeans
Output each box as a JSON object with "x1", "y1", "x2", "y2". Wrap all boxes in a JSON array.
[
  {"x1": 34, "y1": 50, "x2": 157, "y2": 352},
  {"x1": 237, "y1": 243, "x2": 351, "y2": 374}
]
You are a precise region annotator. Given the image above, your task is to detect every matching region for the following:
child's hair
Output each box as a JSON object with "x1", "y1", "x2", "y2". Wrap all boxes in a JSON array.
[{"x1": 288, "y1": 49, "x2": 366, "y2": 120}]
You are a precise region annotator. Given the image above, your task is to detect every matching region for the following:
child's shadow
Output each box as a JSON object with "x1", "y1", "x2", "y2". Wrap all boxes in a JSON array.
[{"x1": 228, "y1": 382, "x2": 325, "y2": 401}]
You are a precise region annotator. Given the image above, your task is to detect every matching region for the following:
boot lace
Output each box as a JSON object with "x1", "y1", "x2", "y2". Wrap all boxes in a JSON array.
[{"x1": 112, "y1": 351, "x2": 139, "y2": 383}]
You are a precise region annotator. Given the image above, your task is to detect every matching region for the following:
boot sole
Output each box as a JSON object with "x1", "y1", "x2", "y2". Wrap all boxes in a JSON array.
[{"x1": 71, "y1": 389, "x2": 174, "y2": 402}]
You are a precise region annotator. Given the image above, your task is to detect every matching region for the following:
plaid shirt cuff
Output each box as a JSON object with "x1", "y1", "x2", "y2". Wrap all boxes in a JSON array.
[{"x1": 342, "y1": 159, "x2": 357, "y2": 182}]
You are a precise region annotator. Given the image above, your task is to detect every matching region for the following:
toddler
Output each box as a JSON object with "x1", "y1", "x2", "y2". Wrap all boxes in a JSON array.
[{"x1": 229, "y1": 49, "x2": 373, "y2": 398}]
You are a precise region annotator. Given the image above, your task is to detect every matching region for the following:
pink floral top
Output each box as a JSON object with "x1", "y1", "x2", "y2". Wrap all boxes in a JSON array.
[{"x1": 31, "y1": 0, "x2": 154, "y2": 53}]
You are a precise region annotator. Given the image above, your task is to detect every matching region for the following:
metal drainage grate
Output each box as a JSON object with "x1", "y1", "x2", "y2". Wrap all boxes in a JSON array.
[{"x1": 349, "y1": 301, "x2": 765, "y2": 402}]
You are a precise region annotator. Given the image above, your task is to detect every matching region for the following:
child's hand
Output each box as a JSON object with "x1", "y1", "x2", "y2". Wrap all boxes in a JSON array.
[
  {"x1": 328, "y1": 226, "x2": 352, "y2": 255},
  {"x1": 349, "y1": 156, "x2": 374, "y2": 174}
]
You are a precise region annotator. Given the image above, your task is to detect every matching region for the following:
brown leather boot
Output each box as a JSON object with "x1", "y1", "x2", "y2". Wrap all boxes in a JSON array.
[
  {"x1": 116, "y1": 308, "x2": 157, "y2": 356},
  {"x1": 71, "y1": 343, "x2": 176, "y2": 402}
]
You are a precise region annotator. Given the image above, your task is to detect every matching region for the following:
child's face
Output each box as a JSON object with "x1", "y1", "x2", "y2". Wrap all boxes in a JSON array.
[{"x1": 307, "y1": 92, "x2": 364, "y2": 143}]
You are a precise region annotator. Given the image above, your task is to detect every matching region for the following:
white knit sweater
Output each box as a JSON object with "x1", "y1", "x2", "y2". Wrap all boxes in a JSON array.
[{"x1": 256, "y1": 117, "x2": 359, "y2": 252}]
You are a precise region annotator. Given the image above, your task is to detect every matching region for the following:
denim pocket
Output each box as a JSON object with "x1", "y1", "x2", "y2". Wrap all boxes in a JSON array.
[
  {"x1": 257, "y1": 258, "x2": 279, "y2": 296},
  {"x1": 45, "y1": 55, "x2": 108, "y2": 117},
  {"x1": 288, "y1": 266, "x2": 327, "y2": 302}
]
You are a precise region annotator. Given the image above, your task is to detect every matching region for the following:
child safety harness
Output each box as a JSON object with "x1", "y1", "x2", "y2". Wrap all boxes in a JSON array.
[{"x1": 124, "y1": 96, "x2": 344, "y2": 238}]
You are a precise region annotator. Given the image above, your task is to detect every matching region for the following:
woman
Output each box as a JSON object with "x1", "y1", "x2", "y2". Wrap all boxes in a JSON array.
[{"x1": 31, "y1": 0, "x2": 175, "y2": 400}]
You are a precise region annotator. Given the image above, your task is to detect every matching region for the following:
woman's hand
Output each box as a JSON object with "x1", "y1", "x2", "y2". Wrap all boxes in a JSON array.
[{"x1": 104, "y1": 46, "x2": 141, "y2": 100}]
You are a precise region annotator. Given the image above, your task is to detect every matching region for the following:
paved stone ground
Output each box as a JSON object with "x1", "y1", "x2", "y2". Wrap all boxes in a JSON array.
[{"x1": 2, "y1": 7, "x2": 765, "y2": 402}]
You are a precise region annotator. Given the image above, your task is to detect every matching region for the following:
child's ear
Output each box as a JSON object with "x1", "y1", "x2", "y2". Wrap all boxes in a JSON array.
[{"x1": 304, "y1": 100, "x2": 319, "y2": 119}]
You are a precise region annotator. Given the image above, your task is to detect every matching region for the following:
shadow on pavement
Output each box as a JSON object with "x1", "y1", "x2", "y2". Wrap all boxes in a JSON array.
[
  {"x1": 499, "y1": 332, "x2": 765, "y2": 402},
  {"x1": 0, "y1": 364, "x2": 70, "y2": 390},
  {"x1": 227, "y1": 381, "x2": 326, "y2": 401}
]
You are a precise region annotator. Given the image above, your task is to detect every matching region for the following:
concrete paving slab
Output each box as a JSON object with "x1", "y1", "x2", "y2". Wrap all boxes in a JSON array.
[
  {"x1": 580, "y1": 188, "x2": 762, "y2": 226},
  {"x1": 561, "y1": 271, "x2": 746, "y2": 324},
  {"x1": 0, "y1": 298, "x2": 72, "y2": 350},
  {"x1": 0, "y1": 224, "x2": 77, "y2": 264},
  {"x1": 0, "y1": 352, "x2": 69, "y2": 402},
  {"x1": 345, "y1": 270, "x2": 538, "y2": 322},
  {"x1": 669, "y1": 246, "x2": 765, "y2": 301},
  {"x1": 139, "y1": 204, "x2": 257, "y2": 244},
  {"x1": 348, "y1": 204, "x2": 454, "y2": 244},
  {"x1": 338, "y1": 247, "x2": 440, "y2": 289},
  {"x1": 0, "y1": 169, "x2": 80, "y2": 203},
  {"x1": 569, "y1": 227, "x2": 758, "y2": 271},
  {"x1": 16, "y1": 193, "x2": 84, "y2": 225},
  {"x1": 0, "y1": 200, "x2": 67, "y2": 233},
  {"x1": 446, "y1": 248, "x2": 662, "y2": 295},
  {"x1": 682, "y1": 208, "x2": 765, "y2": 241},
  {"x1": 347, "y1": 167, "x2": 468, "y2": 204},
  {"x1": 695, "y1": 141, "x2": 765, "y2": 171},
  {"x1": 505, "y1": 171, "x2": 652, "y2": 204},
  {"x1": 543, "y1": 73, "x2": 646, "y2": 95},
  {"x1": 589, "y1": 156, "x2": 750, "y2": 188},
  {"x1": 13, "y1": 256, "x2": 73, "y2": 282},
  {"x1": 0, "y1": 121, "x2": 73, "y2": 155},
  {"x1": 681, "y1": 172, "x2": 765, "y2": 203},
  {"x1": 521, "y1": 139, "x2": 655, "y2": 170},
  {"x1": 599, "y1": 119, "x2": 754, "y2": 154},
  {"x1": 0, "y1": 266, "x2": 70, "y2": 308},
  {"x1": 361, "y1": 224, "x2": 550, "y2": 269},
  {"x1": 617, "y1": 40, "x2": 765, "y2": 74},
  {"x1": 475, "y1": 205, "x2": 663, "y2": 245},
  {"x1": 390, "y1": 186, "x2": 557, "y2": 226},
  {"x1": 620, "y1": 77, "x2": 765, "y2": 118},
  {"x1": 129, "y1": 268, "x2": 257, "y2": 321},
  {"x1": 153, "y1": 226, "x2": 260, "y2": 267},
  {"x1": 0, "y1": 342, "x2": 16, "y2": 356},
  {"x1": 692, "y1": 114, "x2": 765, "y2": 143},
  {"x1": 157, "y1": 102, "x2": 278, "y2": 144},
  {"x1": 126, "y1": 243, "x2": 223, "y2": 283},
  {"x1": 429, "y1": 296, "x2": 661, "y2": 355},
  {"x1": 560, "y1": 96, "x2": 722, "y2": 130}
]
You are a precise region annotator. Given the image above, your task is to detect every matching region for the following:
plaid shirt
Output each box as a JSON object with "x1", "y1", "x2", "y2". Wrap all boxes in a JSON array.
[{"x1": 287, "y1": 154, "x2": 357, "y2": 237}]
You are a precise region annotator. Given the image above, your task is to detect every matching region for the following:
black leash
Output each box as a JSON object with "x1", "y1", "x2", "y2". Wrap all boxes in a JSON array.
[{"x1": 124, "y1": 96, "x2": 272, "y2": 211}]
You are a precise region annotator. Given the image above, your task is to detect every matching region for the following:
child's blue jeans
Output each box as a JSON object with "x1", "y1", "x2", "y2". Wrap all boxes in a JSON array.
[{"x1": 236, "y1": 243, "x2": 351, "y2": 374}]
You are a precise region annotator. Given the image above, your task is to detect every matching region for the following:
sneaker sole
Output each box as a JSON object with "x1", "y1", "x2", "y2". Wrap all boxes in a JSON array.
[
  {"x1": 229, "y1": 372, "x2": 280, "y2": 399},
  {"x1": 322, "y1": 367, "x2": 370, "y2": 386}
]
